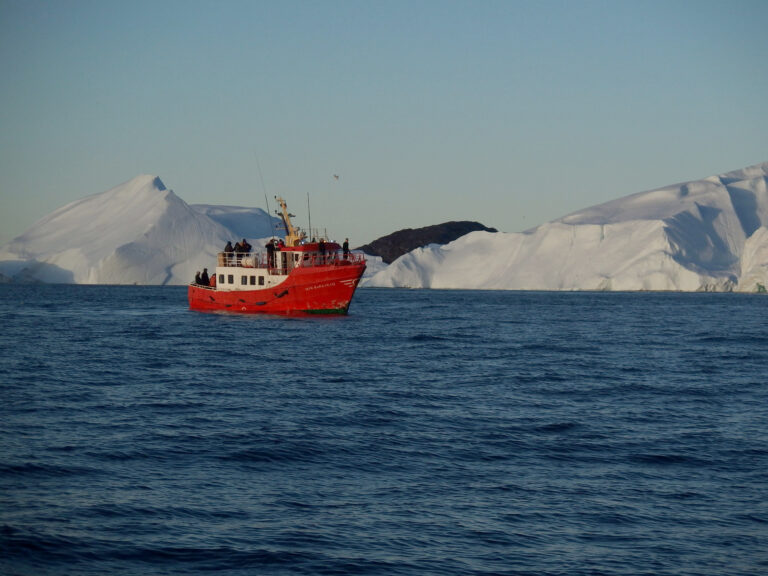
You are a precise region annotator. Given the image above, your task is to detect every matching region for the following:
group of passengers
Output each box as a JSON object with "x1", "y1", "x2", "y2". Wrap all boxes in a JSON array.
[
  {"x1": 224, "y1": 238, "x2": 252, "y2": 255},
  {"x1": 221, "y1": 238, "x2": 253, "y2": 266},
  {"x1": 193, "y1": 268, "x2": 214, "y2": 287},
  {"x1": 194, "y1": 235, "x2": 355, "y2": 284},
  {"x1": 265, "y1": 238, "x2": 286, "y2": 269}
]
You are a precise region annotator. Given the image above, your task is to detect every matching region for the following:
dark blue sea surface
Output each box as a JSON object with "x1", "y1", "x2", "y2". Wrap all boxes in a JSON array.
[{"x1": 1, "y1": 286, "x2": 767, "y2": 575}]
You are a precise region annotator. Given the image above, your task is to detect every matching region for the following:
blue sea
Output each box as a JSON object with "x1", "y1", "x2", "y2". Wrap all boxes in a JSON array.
[{"x1": 1, "y1": 285, "x2": 767, "y2": 575}]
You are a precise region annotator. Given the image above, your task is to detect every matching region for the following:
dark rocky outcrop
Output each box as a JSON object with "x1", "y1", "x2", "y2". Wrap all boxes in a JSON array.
[{"x1": 357, "y1": 221, "x2": 497, "y2": 264}]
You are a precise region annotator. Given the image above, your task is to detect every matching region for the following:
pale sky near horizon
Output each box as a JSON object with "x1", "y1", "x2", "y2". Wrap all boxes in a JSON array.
[{"x1": 1, "y1": 0, "x2": 766, "y2": 246}]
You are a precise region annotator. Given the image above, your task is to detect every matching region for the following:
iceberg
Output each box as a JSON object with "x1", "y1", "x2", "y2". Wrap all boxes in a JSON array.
[
  {"x1": 0, "y1": 175, "x2": 279, "y2": 285},
  {"x1": 364, "y1": 162, "x2": 768, "y2": 292},
  {"x1": 3, "y1": 162, "x2": 767, "y2": 291}
]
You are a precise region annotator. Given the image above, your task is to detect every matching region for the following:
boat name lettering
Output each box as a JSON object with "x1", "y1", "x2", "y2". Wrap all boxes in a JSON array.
[{"x1": 305, "y1": 282, "x2": 336, "y2": 291}]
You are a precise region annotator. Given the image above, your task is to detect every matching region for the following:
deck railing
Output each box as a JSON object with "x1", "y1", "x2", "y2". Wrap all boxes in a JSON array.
[
  {"x1": 217, "y1": 252, "x2": 269, "y2": 268},
  {"x1": 216, "y1": 251, "x2": 365, "y2": 270}
]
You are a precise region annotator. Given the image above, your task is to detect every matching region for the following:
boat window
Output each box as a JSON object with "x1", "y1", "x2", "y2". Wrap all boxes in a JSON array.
[
  {"x1": 250, "y1": 276, "x2": 256, "y2": 285},
  {"x1": 259, "y1": 276, "x2": 265, "y2": 286},
  {"x1": 228, "y1": 274, "x2": 234, "y2": 284},
  {"x1": 241, "y1": 275, "x2": 247, "y2": 285},
  {"x1": 219, "y1": 274, "x2": 224, "y2": 284}
]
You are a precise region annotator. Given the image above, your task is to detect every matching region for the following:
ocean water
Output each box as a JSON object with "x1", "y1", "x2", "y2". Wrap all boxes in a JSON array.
[{"x1": 1, "y1": 285, "x2": 767, "y2": 576}]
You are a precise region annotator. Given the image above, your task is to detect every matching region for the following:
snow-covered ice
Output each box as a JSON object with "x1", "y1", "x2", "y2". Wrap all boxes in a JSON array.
[
  {"x1": 2, "y1": 162, "x2": 768, "y2": 291},
  {"x1": 364, "y1": 162, "x2": 768, "y2": 292},
  {"x1": 0, "y1": 175, "x2": 279, "y2": 285}
]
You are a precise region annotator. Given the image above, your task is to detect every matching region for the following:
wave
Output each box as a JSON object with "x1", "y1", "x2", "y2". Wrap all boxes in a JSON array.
[
  {"x1": 629, "y1": 453, "x2": 713, "y2": 467},
  {"x1": 219, "y1": 440, "x2": 327, "y2": 465},
  {"x1": 408, "y1": 333, "x2": 451, "y2": 342},
  {"x1": 533, "y1": 421, "x2": 580, "y2": 433},
  {"x1": 0, "y1": 462, "x2": 99, "y2": 478}
]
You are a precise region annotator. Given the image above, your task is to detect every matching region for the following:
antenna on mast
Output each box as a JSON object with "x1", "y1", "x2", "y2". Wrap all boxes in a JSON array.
[
  {"x1": 307, "y1": 193, "x2": 312, "y2": 241},
  {"x1": 255, "y1": 156, "x2": 273, "y2": 236}
]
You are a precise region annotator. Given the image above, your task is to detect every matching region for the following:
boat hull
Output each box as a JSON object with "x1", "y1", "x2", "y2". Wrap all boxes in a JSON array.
[{"x1": 188, "y1": 262, "x2": 366, "y2": 315}]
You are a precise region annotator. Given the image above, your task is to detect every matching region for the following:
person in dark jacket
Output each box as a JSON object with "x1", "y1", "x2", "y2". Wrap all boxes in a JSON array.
[
  {"x1": 194, "y1": 271, "x2": 202, "y2": 285},
  {"x1": 200, "y1": 268, "x2": 209, "y2": 285},
  {"x1": 223, "y1": 241, "x2": 235, "y2": 265},
  {"x1": 233, "y1": 241, "x2": 244, "y2": 265},
  {"x1": 266, "y1": 239, "x2": 275, "y2": 269}
]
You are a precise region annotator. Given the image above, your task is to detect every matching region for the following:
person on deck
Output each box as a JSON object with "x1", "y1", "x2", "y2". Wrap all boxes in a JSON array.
[
  {"x1": 266, "y1": 240, "x2": 275, "y2": 269},
  {"x1": 194, "y1": 271, "x2": 202, "y2": 285},
  {"x1": 318, "y1": 239, "x2": 326, "y2": 263},
  {"x1": 233, "y1": 241, "x2": 244, "y2": 265},
  {"x1": 200, "y1": 268, "x2": 209, "y2": 285},
  {"x1": 343, "y1": 238, "x2": 349, "y2": 259}
]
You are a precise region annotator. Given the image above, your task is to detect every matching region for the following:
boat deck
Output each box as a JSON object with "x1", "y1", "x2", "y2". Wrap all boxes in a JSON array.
[{"x1": 217, "y1": 251, "x2": 365, "y2": 273}]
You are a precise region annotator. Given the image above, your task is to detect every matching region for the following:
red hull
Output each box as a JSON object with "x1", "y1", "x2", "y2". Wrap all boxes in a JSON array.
[{"x1": 188, "y1": 261, "x2": 365, "y2": 315}]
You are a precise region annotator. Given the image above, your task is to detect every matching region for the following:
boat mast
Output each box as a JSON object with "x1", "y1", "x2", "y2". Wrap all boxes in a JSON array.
[
  {"x1": 255, "y1": 156, "x2": 274, "y2": 237},
  {"x1": 307, "y1": 193, "x2": 312, "y2": 241},
  {"x1": 274, "y1": 196, "x2": 305, "y2": 247}
]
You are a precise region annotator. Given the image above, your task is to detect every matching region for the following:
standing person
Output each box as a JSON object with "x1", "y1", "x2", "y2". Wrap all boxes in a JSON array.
[
  {"x1": 266, "y1": 239, "x2": 275, "y2": 269},
  {"x1": 200, "y1": 268, "x2": 209, "y2": 285},
  {"x1": 343, "y1": 238, "x2": 349, "y2": 259},
  {"x1": 233, "y1": 241, "x2": 243, "y2": 265},
  {"x1": 194, "y1": 271, "x2": 202, "y2": 285},
  {"x1": 318, "y1": 238, "x2": 326, "y2": 263}
]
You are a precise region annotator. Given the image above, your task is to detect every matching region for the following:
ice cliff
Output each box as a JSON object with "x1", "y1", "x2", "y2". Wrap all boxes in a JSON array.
[
  {"x1": 0, "y1": 175, "x2": 278, "y2": 285},
  {"x1": 3, "y1": 163, "x2": 768, "y2": 290},
  {"x1": 364, "y1": 162, "x2": 768, "y2": 292}
]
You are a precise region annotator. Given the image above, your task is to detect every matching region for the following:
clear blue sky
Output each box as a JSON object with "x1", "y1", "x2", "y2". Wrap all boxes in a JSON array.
[{"x1": 1, "y1": 0, "x2": 766, "y2": 246}]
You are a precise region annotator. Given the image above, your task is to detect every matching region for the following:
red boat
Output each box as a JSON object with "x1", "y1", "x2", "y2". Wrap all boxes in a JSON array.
[{"x1": 188, "y1": 197, "x2": 366, "y2": 315}]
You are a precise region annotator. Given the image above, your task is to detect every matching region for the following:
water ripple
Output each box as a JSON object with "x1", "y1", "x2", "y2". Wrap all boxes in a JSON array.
[{"x1": 1, "y1": 287, "x2": 767, "y2": 575}]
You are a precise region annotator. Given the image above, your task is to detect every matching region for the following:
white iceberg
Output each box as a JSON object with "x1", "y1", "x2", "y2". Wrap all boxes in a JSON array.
[
  {"x1": 364, "y1": 162, "x2": 768, "y2": 292},
  {"x1": 0, "y1": 175, "x2": 278, "y2": 285}
]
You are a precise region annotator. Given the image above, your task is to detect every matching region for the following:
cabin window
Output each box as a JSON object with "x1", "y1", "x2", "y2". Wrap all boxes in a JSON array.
[
  {"x1": 241, "y1": 275, "x2": 247, "y2": 285},
  {"x1": 219, "y1": 274, "x2": 224, "y2": 284},
  {"x1": 250, "y1": 276, "x2": 256, "y2": 285},
  {"x1": 259, "y1": 276, "x2": 265, "y2": 286},
  {"x1": 228, "y1": 274, "x2": 234, "y2": 284}
]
